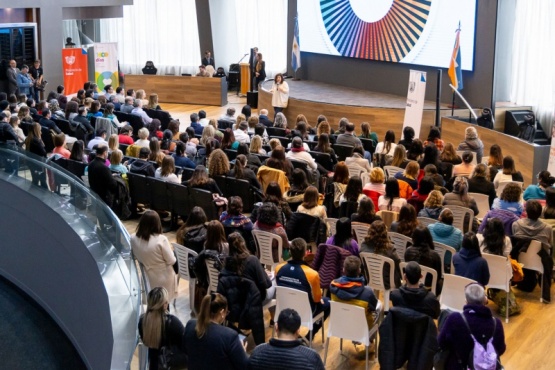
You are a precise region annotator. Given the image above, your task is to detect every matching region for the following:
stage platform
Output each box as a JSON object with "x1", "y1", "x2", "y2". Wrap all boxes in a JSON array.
[{"x1": 258, "y1": 79, "x2": 471, "y2": 138}]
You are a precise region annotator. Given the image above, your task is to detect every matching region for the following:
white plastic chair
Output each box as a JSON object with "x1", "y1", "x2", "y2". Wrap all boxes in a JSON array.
[
  {"x1": 497, "y1": 181, "x2": 524, "y2": 198},
  {"x1": 433, "y1": 241, "x2": 457, "y2": 277},
  {"x1": 399, "y1": 261, "x2": 438, "y2": 295},
  {"x1": 388, "y1": 231, "x2": 412, "y2": 262},
  {"x1": 173, "y1": 243, "x2": 198, "y2": 313},
  {"x1": 252, "y1": 229, "x2": 283, "y2": 271},
  {"x1": 347, "y1": 164, "x2": 366, "y2": 179},
  {"x1": 439, "y1": 274, "x2": 476, "y2": 312},
  {"x1": 468, "y1": 192, "x2": 490, "y2": 220},
  {"x1": 481, "y1": 156, "x2": 489, "y2": 165},
  {"x1": 274, "y1": 286, "x2": 325, "y2": 347},
  {"x1": 417, "y1": 217, "x2": 439, "y2": 227},
  {"x1": 326, "y1": 218, "x2": 338, "y2": 236},
  {"x1": 384, "y1": 165, "x2": 403, "y2": 179},
  {"x1": 518, "y1": 240, "x2": 544, "y2": 302},
  {"x1": 483, "y1": 253, "x2": 512, "y2": 323},
  {"x1": 205, "y1": 259, "x2": 220, "y2": 293},
  {"x1": 449, "y1": 205, "x2": 474, "y2": 233},
  {"x1": 352, "y1": 222, "x2": 371, "y2": 243},
  {"x1": 360, "y1": 252, "x2": 395, "y2": 311},
  {"x1": 323, "y1": 301, "x2": 380, "y2": 370},
  {"x1": 456, "y1": 150, "x2": 478, "y2": 165}
]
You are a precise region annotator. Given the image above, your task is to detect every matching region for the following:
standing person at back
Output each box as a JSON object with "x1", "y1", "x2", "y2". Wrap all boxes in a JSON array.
[
  {"x1": 270, "y1": 73, "x2": 289, "y2": 117},
  {"x1": 438, "y1": 283, "x2": 506, "y2": 369}
]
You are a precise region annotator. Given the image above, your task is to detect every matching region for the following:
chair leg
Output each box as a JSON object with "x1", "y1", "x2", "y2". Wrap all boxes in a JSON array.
[
  {"x1": 189, "y1": 279, "x2": 196, "y2": 314},
  {"x1": 366, "y1": 344, "x2": 369, "y2": 370},
  {"x1": 340, "y1": 338, "x2": 343, "y2": 352},
  {"x1": 323, "y1": 337, "x2": 330, "y2": 365},
  {"x1": 309, "y1": 330, "x2": 313, "y2": 348},
  {"x1": 540, "y1": 273, "x2": 544, "y2": 303},
  {"x1": 321, "y1": 319, "x2": 324, "y2": 344},
  {"x1": 506, "y1": 290, "x2": 509, "y2": 323}
]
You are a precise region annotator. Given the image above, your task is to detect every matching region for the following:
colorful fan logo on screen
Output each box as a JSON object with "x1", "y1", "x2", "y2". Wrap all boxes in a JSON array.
[{"x1": 320, "y1": 0, "x2": 431, "y2": 62}]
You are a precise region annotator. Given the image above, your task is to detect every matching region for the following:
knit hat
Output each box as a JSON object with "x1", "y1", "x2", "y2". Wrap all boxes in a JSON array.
[{"x1": 465, "y1": 126, "x2": 478, "y2": 140}]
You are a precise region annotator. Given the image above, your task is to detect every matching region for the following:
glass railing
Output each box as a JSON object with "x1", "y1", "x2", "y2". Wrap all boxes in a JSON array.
[{"x1": 0, "y1": 144, "x2": 140, "y2": 370}]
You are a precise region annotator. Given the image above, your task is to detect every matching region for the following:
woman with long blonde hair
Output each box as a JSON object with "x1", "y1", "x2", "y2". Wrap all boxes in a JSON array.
[
  {"x1": 147, "y1": 93, "x2": 161, "y2": 110},
  {"x1": 184, "y1": 293, "x2": 248, "y2": 369},
  {"x1": 249, "y1": 135, "x2": 266, "y2": 154},
  {"x1": 139, "y1": 287, "x2": 186, "y2": 370},
  {"x1": 201, "y1": 125, "x2": 216, "y2": 146}
]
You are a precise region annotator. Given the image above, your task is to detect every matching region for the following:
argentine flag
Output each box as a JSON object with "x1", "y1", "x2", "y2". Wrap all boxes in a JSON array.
[
  {"x1": 292, "y1": 13, "x2": 301, "y2": 72},
  {"x1": 448, "y1": 22, "x2": 463, "y2": 90}
]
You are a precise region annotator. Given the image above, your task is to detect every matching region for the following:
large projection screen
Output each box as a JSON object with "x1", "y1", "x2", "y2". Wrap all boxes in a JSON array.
[{"x1": 298, "y1": 0, "x2": 477, "y2": 71}]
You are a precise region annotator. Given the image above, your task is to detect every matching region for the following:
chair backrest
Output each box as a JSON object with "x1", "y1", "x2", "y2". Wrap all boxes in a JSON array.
[
  {"x1": 497, "y1": 181, "x2": 523, "y2": 198},
  {"x1": 205, "y1": 258, "x2": 220, "y2": 293},
  {"x1": 339, "y1": 200, "x2": 359, "y2": 219},
  {"x1": 481, "y1": 156, "x2": 489, "y2": 165},
  {"x1": 275, "y1": 136, "x2": 291, "y2": 148},
  {"x1": 275, "y1": 286, "x2": 317, "y2": 330},
  {"x1": 173, "y1": 243, "x2": 198, "y2": 281},
  {"x1": 387, "y1": 232, "x2": 412, "y2": 262},
  {"x1": 347, "y1": 164, "x2": 365, "y2": 179},
  {"x1": 456, "y1": 151, "x2": 478, "y2": 165},
  {"x1": 229, "y1": 178, "x2": 260, "y2": 212},
  {"x1": 332, "y1": 144, "x2": 354, "y2": 161},
  {"x1": 482, "y1": 253, "x2": 511, "y2": 292},
  {"x1": 439, "y1": 274, "x2": 476, "y2": 312},
  {"x1": 266, "y1": 127, "x2": 287, "y2": 137},
  {"x1": 309, "y1": 151, "x2": 333, "y2": 171},
  {"x1": 376, "y1": 210, "x2": 399, "y2": 229},
  {"x1": 433, "y1": 241, "x2": 456, "y2": 276},
  {"x1": 167, "y1": 183, "x2": 190, "y2": 218},
  {"x1": 351, "y1": 222, "x2": 371, "y2": 243},
  {"x1": 252, "y1": 229, "x2": 283, "y2": 270},
  {"x1": 286, "y1": 212, "x2": 323, "y2": 246},
  {"x1": 360, "y1": 252, "x2": 394, "y2": 292},
  {"x1": 518, "y1": 239, "x2": 544, "y2": 274},
  {"x1": 359, "y1": 137, "x2": 376, "y2": 156},
  {"x1": 327, "y1": 301, "x2": 371, "y2": 346},
  {"x1": 449, "y1": 205, "x2": 474, "y2": 233},
  {"x1": 417, "y1": 217, "x2": 438, "y2": 226},
  {"x1": 146, "y1": 177, "x2": 170, "y2": 211},
  {"x1": 189, "y1": 187, "x2": 219, "y2": 220},
  {"x1": 127, "y1": 172, "x2": 150, "y2": 205},
  {"x1": 468, "y1": 192, "x2": 490, "y2": 219},
  {"x1": 383, "y1": 166, "x2": 403, "y2": 179},
  {"x1": 326, "y1": 218, "x2": 338, "y2": 236},
  {"x1": 399, "y1": 261, "x2": 438, "y2": 295}
]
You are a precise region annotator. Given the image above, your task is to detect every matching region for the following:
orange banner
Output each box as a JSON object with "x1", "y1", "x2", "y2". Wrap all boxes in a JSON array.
[{"x1": 62, "y1": 48, "x2": 89, "y2": 95}]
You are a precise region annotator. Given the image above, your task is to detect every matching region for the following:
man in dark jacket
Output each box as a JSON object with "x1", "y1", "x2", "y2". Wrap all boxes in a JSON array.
[
  {"x1": 438, "y1": 283, "x2": 506, "y2": 370},
  {"x1": 88, "y1": 145, "x2": 117, "y2": 205},
  {"x1": 258, "y1": 109, "x2": 273, "y2": 127},
  {"x1": 390, "y1": 261, "x2": 440, "y2": 319},
  {"x1": 39, "y1": 108, "x2": 62, "y2": 134},
  {"x1": 129, "y1": 147, "x2": 155, "y2": 177},
  {"x1": 248, "y1": 309, "x2": 325, "y2": 370},
  {"x1": 330, "y1": 256, "x2": 379, "y2": 328}
]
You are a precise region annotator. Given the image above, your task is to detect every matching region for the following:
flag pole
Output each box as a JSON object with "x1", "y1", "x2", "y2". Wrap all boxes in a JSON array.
[{"x1": 451, "y1": 91, "x2": 455, "y2": 116}]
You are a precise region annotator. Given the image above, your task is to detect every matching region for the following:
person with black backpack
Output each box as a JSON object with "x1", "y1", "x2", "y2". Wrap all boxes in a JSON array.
[{"x1": 437, "y1": 283, "x2": 506, "y2": 369}]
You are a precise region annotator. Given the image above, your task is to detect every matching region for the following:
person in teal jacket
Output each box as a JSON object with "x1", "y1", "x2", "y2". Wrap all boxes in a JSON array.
[
  {"x1": 427, "y1": 208, "x2": 463, "y2": 266},
  {"x1": 523, "y1": 170, "x2": 555, "y2": 201}
]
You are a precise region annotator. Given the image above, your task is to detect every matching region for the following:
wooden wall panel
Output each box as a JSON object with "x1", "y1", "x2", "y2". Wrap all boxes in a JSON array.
[
  {"x1": 440, "y1": 117, "x2": 547, "y2": 185},
  {"x1": 125, "y1": 75, "x2": 227, "y2": 106}
]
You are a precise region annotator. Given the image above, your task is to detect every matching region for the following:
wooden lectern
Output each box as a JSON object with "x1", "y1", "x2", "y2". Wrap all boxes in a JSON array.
[{"x1": 240, "y1": 62, "x2": 250, "y2": 95}]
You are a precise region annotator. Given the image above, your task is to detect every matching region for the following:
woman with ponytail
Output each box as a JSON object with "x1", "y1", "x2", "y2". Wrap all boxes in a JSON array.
[
  {"x1": 138, "y1": 287, "x2": 187, "y2": 370},
  {"x1": 443, "y1": 176, "x2": 479, "y2": 232},
  {"x1": 228, "y1": 154, "x2": 261, "y2": 189},
  {"x1": 184, "y1": 293, "x2": 249, "y2": 370}
]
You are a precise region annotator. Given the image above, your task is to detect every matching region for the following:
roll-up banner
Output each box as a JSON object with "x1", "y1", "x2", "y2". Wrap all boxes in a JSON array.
[
  {"x1": 94, "y1": 42, "x2": 119, "y2": 91},
  {"x1": 402, "y1": 70, "x2": 427, "y2": 138},
  {"x1": 62, "y1": 48, "x2": 89, "y2": 95}
]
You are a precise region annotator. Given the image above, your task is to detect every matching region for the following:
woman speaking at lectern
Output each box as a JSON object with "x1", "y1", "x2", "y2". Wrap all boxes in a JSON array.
[{"x1": 270, "y1": 73, "x2": 289, "y2": 118}]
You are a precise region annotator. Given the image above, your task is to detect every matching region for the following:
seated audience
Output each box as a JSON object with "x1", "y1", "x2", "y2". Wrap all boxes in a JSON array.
[
  {"x1": 339, "y1": 176, "x2": 364, "y2": 204},
  {"x1": 176, "y1": 207, "x2": 208, "y2": 253},
  {"x1": 276, "y1": 238, "x2": 330, "y2": 341},
  {"x1": 457, "y1": 126, "x2": 484, "y2": 164},
  {"x1": 109, "y1": 149, "x2": 128, "y2": 174},
  {"x1": 390, "y1": 261, "x2": 440, "y2": 319},
  {"x1": 330, "y1": 256, "x2": 379, "y2": 328},
  {"x1": 492, "y1": 182, "x2": 524, "y2": 217},
  {"x1": 468, "y1": 163, "x2": 496, "y2": 207},
  {"x1": 183, "y1": 294, "x2": 248, "y2": 370},
  {"x1": 88, "y1": 146, "x2": 118, "y2": 206},
  {"x1": 378, "y1": 178, "x2": 407, "y2": 212},
  {"x1": 398, "y1": 127, "x2": 416, "y2": 152},
  {"x1": 427, "y1": 208, "x2": 463, "y2": 266},
  {"x1": 52, "y1": 133, "x2": 71, "y2": 158},
  {"x1": 359, "y1": 121, "x2": 378, "y2": 143},
  {"x1": 336, "y1": 121, "x2": 363, "y2": 148},
  {"x1": 351, "y1": 196, "x2": 382, "y2": 224},
  {"x1": 285, "y1": 168, "x2": 310, "y2": 203},
  {"x1": 296, "y1": 185, "x2": 327, "y2": 220},
  {"x1": 185, "y1": 165, "x2": 222, "y2": 195},
  {"x1": 375, "y1": 130, "x2": 397, "y2": 158},
  {"x1": 118, "y1": 125, "x2": 135, "y2": 145},
  {"x1": 524, "y1": 170, "x2": 555, "y2": 200},
  {"x1": 423, "y1": 126, "x2": 444, "y2": 152},
  {"x1": 286, "y1": 137, "x2": 317, "y2": 171},
  {"x1": 219, "y1": 196, "x2": 254, "y2": 233},
  {"x1": 129, "y1": 147, "x2": 156, "y2": 177},
  {"x1": 390, "y1": 204, "x2": 419, "y2": 237},
  {"x1": 135, "y1": 127, "x2": 150, "y2": 148},
  {"x1": 453, "y1": 232, "x2": 490, "y2": 286},
  {"x1": 443, "y1": 176, "x2": 479, "y2": 232},
  {"x1": 477, "y1": 217, "x2": 512, "y2": 257},
  {"x1": 512, "y1": 200, "x2": 552, "y2": 245},
  {"x1": 360, "y1": 221, "x2": 402, "y2": 289},
  {"x1": 363, "y1": 167, "x2": 386, "y2": 206},
  {"x1": 247, "y1": 309, "x2": 324, "y2": 370},
  {"x1": 418, "y1": 190, "x2": 445, "y2": 219},
  {"x1": 405, "y1": 226, "x2": 443, "y2": 293},
  {"x1": 207, "y1": 149, "x2": 230, "y2": 178},
  {"x1": 326, "y1": 217, "x2": 360, "y2": 256},
  {"x1": 493, "y1": 156, "x2": 523, "y2": 189},
  {"x1": 345, "y1": 145, "x2": 372, "y2": 172},
  {"x1": 387, "y1": 144, "x2": 411, "y2": 168},
  {"x1": 228, "y1": 154, "x2": 261, "y2": 189},
  {"x1": 452, "y1": 151, "x2": 475, "y2": 178},
  {"x1": 155, "y1": 156, "x2": 179, "y2": 183},
  {"x1": 440, "y1": 142, "x2": 462, "y2": 165},
  {"x1": 438, "y1": 283, "x2": 506, "y2": 370},
  {"x1": 87, "y1": 128, "x2": 108, "y2": 150},
  {"x1": 172, "y1": 142, "x2": 196, "y2": 169},
  {"x1": 253, "y1": 202, "x2": 290, "y2": 261}
]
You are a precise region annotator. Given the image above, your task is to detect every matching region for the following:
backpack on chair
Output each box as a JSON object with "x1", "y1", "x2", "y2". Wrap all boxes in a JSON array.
[{"x1": 460, "y1": 313, "x2": 503, "y2": 370}]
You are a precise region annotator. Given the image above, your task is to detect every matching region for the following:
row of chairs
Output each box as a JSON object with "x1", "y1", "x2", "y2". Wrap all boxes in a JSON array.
[{"x1": 127, "y1": 172, "x2": 219, "y2": 222}]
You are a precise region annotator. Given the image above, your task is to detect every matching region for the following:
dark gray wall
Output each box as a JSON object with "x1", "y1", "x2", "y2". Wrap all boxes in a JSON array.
[
  {"x1": 196, "y1": 0, "x2": 214, "y2": 63},
  {"x1": 0, "y1": 179, "x2": 113, "y2": 370},
  {"x1": 286, "y1": 0, "x2": 498, "y2": 109}
]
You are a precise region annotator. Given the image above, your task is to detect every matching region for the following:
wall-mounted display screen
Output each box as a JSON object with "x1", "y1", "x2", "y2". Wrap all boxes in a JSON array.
[{"x1": 298, "y1": 0, "x2": 477, "y2": 70}]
